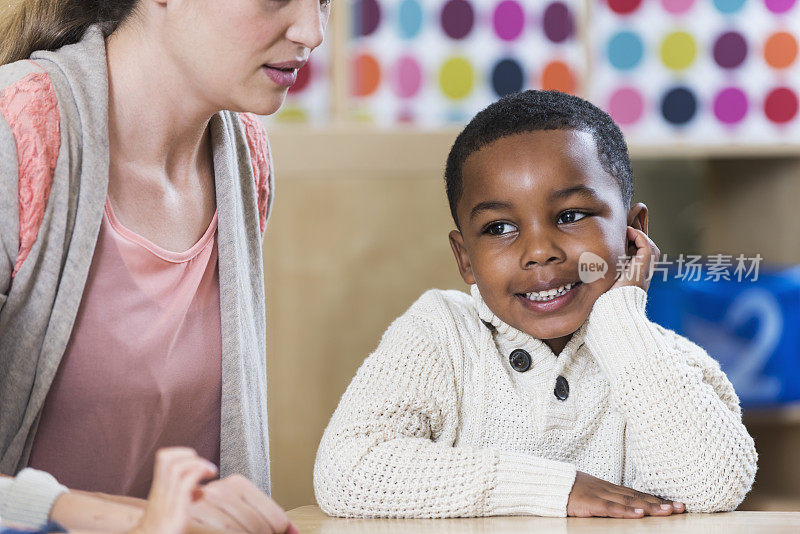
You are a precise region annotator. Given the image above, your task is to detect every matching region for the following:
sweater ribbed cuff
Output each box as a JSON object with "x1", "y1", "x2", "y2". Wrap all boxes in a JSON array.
[
  {"x1": 486, "y1": 452, "x2": 577, "y2": 517},
  {"x1": 0, "y1": 468, "x2": 68, "y2": 529},
  {"x1": 585, "y1": 286, "x2": 668, "y2": 385}
]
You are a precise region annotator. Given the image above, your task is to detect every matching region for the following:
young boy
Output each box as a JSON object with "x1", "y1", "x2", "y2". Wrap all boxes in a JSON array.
[{"x1": 313, "y1": 91, "x2": 757, "y2": 519}]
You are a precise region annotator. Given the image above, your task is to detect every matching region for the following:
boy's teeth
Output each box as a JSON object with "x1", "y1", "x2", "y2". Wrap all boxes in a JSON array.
[{"x1": 525, "y1": 283, "x2": 575, "y2": 301}]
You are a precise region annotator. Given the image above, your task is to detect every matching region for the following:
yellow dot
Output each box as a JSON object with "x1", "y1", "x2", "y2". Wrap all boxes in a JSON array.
[
  {"x1": 439, "y1": 56, "x2": 474, "y2": 101},
  {"x1": 275, "y1": 106, "x2": 308, "y2": 123},
  {"x1": 660, "y1": 31, "x2": 697, "y2": 71}
]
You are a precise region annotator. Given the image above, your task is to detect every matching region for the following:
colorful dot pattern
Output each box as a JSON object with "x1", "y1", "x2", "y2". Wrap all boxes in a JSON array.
[
  {"x1": 279, "y1": 0, "x2": 800, "y2": 139},
  {"x1": 348, "y1": 0, "x2": 583, "y2": 126},
  {"x1": 594, "y1": 0, "x2": 800, "y2": 141}
]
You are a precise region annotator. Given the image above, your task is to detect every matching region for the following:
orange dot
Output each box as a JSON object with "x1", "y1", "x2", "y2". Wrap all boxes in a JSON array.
[
  {"x1": 764, "y1": 31, "x2": 798, "y2": 69},
  {"x1": 353, "y1": 53, "x2": 381, "y2": 96},
  {"x1": 541, "y1": 61, "x2": 575, "y2": 94}
]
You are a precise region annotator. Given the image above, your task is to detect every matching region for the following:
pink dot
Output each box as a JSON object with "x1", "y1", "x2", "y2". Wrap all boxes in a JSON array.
[
  {"x1": 660, "y1": 0, "x2": 696, "y2": 14},
  {"x1": 391, "y1": 55, "x2": 422, "y2": 98},
  {"x1": 493, "y1": 0, "x2": 525, "y2": 41},
  {"x1": 608, "y1": 87, "x2": 644, "y2": 125},
  {"x1": 765, "y1": 0, "x2": 796, "y2": 14},
  {"x1": 713, "y1": 87, "x2": 748, "y2": 124}
]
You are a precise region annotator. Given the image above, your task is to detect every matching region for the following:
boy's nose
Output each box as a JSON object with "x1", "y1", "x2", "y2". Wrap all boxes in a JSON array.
[{"x1": 520, "y1": 229, "x2": 566, "y2": 268}]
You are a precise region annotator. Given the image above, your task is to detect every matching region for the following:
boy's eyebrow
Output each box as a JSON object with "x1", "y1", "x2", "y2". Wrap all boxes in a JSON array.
[
  {"x1": 549, "y1": 185, "x2": 601, "y2": 201},
  {"x1": 469, "y1": 200, "x2": 514, "y2": 221}
]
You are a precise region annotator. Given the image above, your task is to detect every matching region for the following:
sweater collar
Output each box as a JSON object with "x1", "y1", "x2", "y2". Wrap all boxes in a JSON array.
[{"x1": 470, "y1": 284, "x2": 589, "y2": 359}]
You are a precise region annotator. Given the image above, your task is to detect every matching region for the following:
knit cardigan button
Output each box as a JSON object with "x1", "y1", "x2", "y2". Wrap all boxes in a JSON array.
[
  {"x1": 509, "y1": 349, "x2": 531, "y2": 373},
  {"x1": 554, "y1": 375, "x2": 570, "y2": 400}
]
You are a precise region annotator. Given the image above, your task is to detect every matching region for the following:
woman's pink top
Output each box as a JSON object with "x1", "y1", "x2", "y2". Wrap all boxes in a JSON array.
[{"x1": 27, "y1": 197, "x2": 222, "y2": 498}]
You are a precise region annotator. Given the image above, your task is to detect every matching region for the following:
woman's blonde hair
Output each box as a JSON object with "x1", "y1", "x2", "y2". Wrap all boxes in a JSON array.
[{"x1": 0, "y1": 0, "x2": 138, "y2": 65}]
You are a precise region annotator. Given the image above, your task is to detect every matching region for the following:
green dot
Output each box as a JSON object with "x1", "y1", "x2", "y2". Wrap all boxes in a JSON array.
[
  {"x1": 439, "y1": 56, "x2": 475, "y2": 100},
  {"x1": 660, "y1": 31, "x2": 697, "y2": 71}
]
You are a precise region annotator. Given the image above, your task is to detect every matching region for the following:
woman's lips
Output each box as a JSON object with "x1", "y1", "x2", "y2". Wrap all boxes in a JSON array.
[{"x1": 262, "y1": 65, "x2": 298, "y2": 87}]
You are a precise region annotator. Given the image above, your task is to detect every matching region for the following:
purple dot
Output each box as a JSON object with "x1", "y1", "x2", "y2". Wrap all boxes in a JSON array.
[
  {"x1": 714, "y1": 87, "x2": 748, "y2": 124},
  {"x1": 353, "y1": 0, "x2": 381, "y2": 37},
  {"x1": 441, "y1": 0, "x2": 475, "y2": 40},
  {"x1": 493, "y1": 1, "x2": 525, "y2": 41},
  {"x1": 543, "y1": 2, "x2": 575, "y2": 43},
  {"x1": 765, "y1": 0, "x2": 796, "y2": 13},
  {"x1": 713, "y1": 31, "x2": 747, "y2": 69}
]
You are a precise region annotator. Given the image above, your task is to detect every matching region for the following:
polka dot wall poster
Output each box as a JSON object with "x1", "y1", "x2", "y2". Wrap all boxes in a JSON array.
[
  {"x1": 349, "y1": 0, "x2": 586, "y2": 126},
  {"x1": 593, "y1": 0, "x2": 800, "y2": 144}
]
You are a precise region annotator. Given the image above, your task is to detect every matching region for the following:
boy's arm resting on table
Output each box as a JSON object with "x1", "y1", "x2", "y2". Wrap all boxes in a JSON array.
[
  {"x1": 313, "y1": 312, "x2": 577, "y2": 519},
  {"x1": 585, "y1": 285, "x2": 758, "y2": 513}
]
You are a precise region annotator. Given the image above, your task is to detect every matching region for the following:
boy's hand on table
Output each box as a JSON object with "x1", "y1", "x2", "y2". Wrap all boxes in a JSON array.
[
  {"x1": 611, "y1": 226, "x2": 661, "y2": 293},
  {"x1": 189, "y1": 475, "x2": 297, "y2": 534},
  {"x1": 567, "y1": 471, "x2": 685, "y2": 518}
]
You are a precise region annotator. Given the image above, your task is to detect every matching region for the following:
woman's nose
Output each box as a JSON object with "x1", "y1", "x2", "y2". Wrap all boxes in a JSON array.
[{"x1": 285, "y1": 0, "x2": 326, "y2": 51}]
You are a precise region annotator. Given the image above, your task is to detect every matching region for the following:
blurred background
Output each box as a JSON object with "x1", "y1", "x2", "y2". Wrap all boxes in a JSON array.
[{"x1": 264, "y1": 0, "x2": 800, "y2": 512}]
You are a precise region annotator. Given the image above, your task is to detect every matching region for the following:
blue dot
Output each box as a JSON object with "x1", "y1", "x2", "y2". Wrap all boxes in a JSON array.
[
  {"x1": 491, "y1": 58, "x2": 524, "y2": 97},
  {"x1": 607, "y1": 31, "x2": 644, "y2": 71},
  {"x1": 713, "y1": 0, "x2": 746, "y2": 13},
  {"x1": 398, "y1": 0, "x2": 423, "y2": 39},
  {"x1": 661, "y1": 87, "x2": 698, "y2": 125}
]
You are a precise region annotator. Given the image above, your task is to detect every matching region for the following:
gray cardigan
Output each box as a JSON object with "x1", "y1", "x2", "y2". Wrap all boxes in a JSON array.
[{"x1": 0, "y1": 25, "x2": 272, "y2": 497}]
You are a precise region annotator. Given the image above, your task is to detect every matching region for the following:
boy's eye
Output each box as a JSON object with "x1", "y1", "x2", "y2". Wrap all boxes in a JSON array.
[
  {"x1": 558, "y1": 210, "x2": 588, "y2": 224},
  {"x1": 485, "y1": 222, "x2": 517, "y2": 236}
]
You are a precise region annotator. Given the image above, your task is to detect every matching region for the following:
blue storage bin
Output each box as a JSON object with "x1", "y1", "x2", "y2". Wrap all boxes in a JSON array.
[{"x1": 645, "y1": 265, "x2": 800, "y2": 408}]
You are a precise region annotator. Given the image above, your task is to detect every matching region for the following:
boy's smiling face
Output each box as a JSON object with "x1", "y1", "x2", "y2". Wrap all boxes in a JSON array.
[{"x1": 449, "y1": 129, "x2": 648, "y2": 354}]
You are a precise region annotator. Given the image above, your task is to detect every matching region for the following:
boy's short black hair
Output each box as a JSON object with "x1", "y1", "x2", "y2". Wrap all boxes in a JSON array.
[{"x1": 445, "y1": 90, "x2": 634, "y2": 227}]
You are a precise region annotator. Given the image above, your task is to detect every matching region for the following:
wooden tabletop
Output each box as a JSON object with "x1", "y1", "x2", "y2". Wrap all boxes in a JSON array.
[{"x1": 288, "y1": 505, "x2": 800, "y2": 533}]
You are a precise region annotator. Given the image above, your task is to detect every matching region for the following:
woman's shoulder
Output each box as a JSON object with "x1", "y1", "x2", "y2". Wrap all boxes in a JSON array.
[
  {"x1": 0, "y1": 60, "x2": 60, "y2": 132},
  {"x1": 0, "y1": 59, "x2": 62, "y2": 279},
  {"x1": 233, "y1": 112, "x2": 273, "y2": 238}
]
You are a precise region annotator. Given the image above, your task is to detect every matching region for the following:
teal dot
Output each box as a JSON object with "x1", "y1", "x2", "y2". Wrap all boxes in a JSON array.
[
  {"x1": 607, "y1": 31, "x2": 644, "y2": 71},
  {"x1": 713, "y1": 0, "x2": 746, "y2": 13},
  {"x1": 398, "y1": 0, "x2": 423, "y2": 39}
]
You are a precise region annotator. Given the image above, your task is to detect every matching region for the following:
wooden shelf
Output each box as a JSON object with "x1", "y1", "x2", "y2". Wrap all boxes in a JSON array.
[
  {"x1": 266, "y1": 124, "x2": 800, "y2": 175},
  {"x1": 743, "y1": 403, "x2": 800, "y2": 427}
]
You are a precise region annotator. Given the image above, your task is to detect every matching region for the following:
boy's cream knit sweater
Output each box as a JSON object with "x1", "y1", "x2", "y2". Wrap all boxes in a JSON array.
[{"x1": 314, "y1": 285, "x2": 757, "y2": 518}]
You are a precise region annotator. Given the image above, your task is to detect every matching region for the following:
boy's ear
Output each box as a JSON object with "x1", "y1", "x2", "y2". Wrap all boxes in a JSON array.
[
  {"x1": 449, "y1": 230, "x2": 476, "y2": 285},
  {"x1": 627, "y1": 202, "x2": 649, "y2": 235}
]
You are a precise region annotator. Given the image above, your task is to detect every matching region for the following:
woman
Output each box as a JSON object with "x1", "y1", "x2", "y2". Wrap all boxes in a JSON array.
[{"x1": 0, "y1": 0, "x2": 329, "y2": 531}]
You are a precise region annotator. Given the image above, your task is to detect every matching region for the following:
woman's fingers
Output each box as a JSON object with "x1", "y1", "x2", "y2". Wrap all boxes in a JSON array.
[
  {"x1": 232, "y1": 476, "x2": 292, "y2": 533},
  {"x1": 196, "y1": 475, "x2": 292, "y2": 534},
  {"x1": 190, "y1": 500, "x2": 248, "y2": 532},
  {"x1": 137, "y1": 447, "x2": 218, "y2": 534}
]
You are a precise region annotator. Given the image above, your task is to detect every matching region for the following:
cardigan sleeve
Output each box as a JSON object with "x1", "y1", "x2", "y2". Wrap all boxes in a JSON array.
[
  {"x1": 0, "y1": 469, "x2": 68, "y2": 529},
  {"x1": 238, "y1": 112, "x2": 273, "y2": 240},
  {"x1": 584, "y1": 286, "x2": 758, "y2": 512},
  {"x1": 0, "y1": 111, "x2": 18, "y2": 305},
  {"x1": 313, "y1": 310, "x2": 577, "y2": 518}
]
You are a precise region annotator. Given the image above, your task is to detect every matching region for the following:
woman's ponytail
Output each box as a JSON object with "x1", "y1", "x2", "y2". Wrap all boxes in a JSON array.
[{"x1": 0, "y1": 0, "x2": 138, "y2": 66}]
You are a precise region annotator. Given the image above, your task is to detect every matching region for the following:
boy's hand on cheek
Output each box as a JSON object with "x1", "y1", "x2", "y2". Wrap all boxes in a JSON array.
[
  {"x1": 566, "y1": 471, "x2": 685, "y2": 518},
  {"x1": 610, "y1": 227, "x2": 661, "y2": 293}
]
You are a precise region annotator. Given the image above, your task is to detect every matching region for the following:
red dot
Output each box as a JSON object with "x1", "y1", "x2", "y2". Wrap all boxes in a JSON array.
[
  {"x1": 608, "y1": 0, "x2": 643, "y2": 14},
  {"x1": 288, "y1": 62, "x2": 312, "y2": 94},
  {"x1": 764, "y1": 87, "x2": 799, "y2": 124}
]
